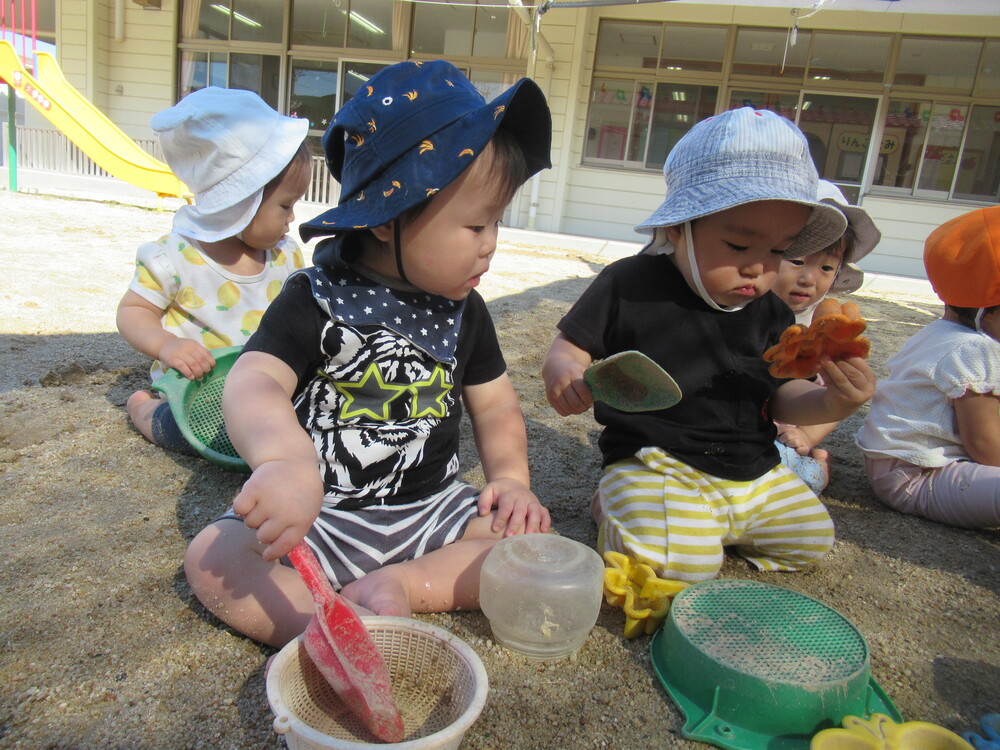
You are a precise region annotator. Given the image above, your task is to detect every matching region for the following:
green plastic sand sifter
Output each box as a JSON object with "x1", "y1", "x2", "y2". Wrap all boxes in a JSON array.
[
  {"x1": 650, "y1": 579, "x2": 900, "y2": 750},
  {"x1": 150, "y1": 345, "x2": 249, "y2": 472}
]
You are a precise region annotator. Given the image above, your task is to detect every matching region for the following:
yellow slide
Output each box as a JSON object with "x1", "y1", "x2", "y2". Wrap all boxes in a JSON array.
[{"x1": 0, "y1": 40, "x2": 191, "y2": 200}]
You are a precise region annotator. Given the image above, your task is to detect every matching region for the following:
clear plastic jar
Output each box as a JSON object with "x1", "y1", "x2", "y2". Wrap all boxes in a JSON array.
[{"x1": 479, "y1": 535, "x2": 605, "y2": 662}]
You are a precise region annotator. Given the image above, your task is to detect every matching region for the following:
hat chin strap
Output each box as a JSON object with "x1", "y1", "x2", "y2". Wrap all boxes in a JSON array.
[
  {"x1": 684, "y1": 222, "x2": 748, "y2": 313},
  {"x1": 393, "y1": 220, "x2": 409, "y2": 284}
]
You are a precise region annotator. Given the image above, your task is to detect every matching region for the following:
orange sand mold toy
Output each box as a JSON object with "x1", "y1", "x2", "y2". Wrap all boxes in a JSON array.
[
  {"x1": 764, "y1": 299, "x2": 871, "y2": 379},
  {"x1": 602, "y1": 551, "x2": 689, "y2": 638}
]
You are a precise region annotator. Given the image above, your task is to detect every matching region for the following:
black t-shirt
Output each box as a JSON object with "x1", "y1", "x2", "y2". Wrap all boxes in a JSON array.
[
  {"x1": 245, "y1": 268, "x2": 506, "y2": 506},
  {"x1": 558, "y1": 253, "x2": 793, "y2": 481}
]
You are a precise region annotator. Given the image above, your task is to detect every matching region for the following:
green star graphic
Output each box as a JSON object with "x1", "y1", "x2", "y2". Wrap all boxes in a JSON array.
[
  {"x1": 330, "y1": 362, "x2": 410, "y2": 420},
  {"x1": 408, "y1": 364, "x2": 453, "y2": 419}
]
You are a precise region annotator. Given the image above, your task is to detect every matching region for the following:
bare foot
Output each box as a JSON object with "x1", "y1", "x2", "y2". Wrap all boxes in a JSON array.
[
  {"x1": 809, "y1": 448, "x2": 831, "y2": 492},
  {"x1": 589, "y1": 488, "x2": 605, "y2": 526},
  {"x1": 341, "y1": 569, "x2": 412, "y2": 618},
  {"x1": 126, "y1": 390, "x2": 163, "y2": 444}
]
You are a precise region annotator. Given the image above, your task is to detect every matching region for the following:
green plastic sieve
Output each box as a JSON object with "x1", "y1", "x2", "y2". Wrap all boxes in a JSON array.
[
  {"x1": 650, "y1": 579, "x2": 900, "y2": 750},
  {"x1": 151, "y1": 345, "x2": 249, "y2": 472}
]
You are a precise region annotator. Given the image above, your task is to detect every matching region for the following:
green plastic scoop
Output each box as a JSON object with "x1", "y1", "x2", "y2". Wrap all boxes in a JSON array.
[{"x1": 584, "y1": 351, "x2": 682, "y2": 412}]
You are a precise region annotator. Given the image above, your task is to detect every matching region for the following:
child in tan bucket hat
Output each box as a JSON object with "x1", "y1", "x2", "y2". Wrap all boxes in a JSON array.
[
  {"x1": 857, "y1": 205, "x2": 1000, "y2": 528},
  {"x1": 771, "y1": 180, "x2": 883, "y2": 494}
]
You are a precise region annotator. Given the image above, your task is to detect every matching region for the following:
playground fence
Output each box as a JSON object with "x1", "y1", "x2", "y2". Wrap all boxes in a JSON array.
[{"x1": 1, "y1": 125, "x2": 340, "y2": 206}]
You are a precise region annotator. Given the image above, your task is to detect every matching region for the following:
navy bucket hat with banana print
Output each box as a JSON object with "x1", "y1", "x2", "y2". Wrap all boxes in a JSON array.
[{"x1": 300, "y1": 59, "x2": 551, "y2": 242}]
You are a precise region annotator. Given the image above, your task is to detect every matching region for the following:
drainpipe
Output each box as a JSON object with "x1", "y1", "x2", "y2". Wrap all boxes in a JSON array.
[
  {"x1": 509, "y1": 0, "x2": 554, "y2": 229},
  {"x1": 115, "y1": 0, "x2": 125, "y2": 41}
]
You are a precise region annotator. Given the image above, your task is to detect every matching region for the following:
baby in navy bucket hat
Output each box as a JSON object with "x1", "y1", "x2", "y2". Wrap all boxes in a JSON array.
[
  {"x1": 543, "y1": 108, "x2": 876, "y2": 622},
  {"x1": 185, "y1": 60, "x2": 554, "y2": 645}
]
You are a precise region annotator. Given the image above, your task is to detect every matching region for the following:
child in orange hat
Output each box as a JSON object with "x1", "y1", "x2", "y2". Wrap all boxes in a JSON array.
[{"x1": 856, "y1": 205, "x2": 1000, "y2": 528}]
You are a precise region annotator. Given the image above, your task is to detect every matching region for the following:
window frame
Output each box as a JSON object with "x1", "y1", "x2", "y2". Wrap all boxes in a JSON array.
[{"x1": 584, "y1": 17, "x2": 1000, "y2": 207}]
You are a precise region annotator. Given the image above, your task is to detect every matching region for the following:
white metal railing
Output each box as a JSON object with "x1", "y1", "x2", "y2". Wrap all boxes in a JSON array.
[
  {"x1": 306, "y1": 153, "x2": 338, "y2": 206},
  {"x1": 1, "y1": 125, "x2": 338, "y2": 207}
]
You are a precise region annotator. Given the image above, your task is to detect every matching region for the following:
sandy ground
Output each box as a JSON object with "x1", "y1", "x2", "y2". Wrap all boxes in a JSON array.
[{"x1": 0, "y1": 189, "x2": 997, "y2": 750}]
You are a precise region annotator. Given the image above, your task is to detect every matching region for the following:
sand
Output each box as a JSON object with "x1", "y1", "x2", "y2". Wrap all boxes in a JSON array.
[{"x1": 0, "y1": 189, "x2": 997, "y2": 749}]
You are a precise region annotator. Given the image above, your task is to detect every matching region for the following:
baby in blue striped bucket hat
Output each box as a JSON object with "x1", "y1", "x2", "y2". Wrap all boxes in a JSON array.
[{"x1": 543, "y1": 107, "x2": 877, "y2": 622}]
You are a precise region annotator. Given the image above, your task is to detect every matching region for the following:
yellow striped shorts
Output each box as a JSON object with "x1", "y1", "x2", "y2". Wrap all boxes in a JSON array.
[{"x1": 597, "y1": 447, "x2": 834, "y2": 582}]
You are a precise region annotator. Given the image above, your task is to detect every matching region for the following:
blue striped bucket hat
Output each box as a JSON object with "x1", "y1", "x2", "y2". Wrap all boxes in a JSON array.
[{"x1": 636, "y1": 107, "x2": 846, "y2": 259}]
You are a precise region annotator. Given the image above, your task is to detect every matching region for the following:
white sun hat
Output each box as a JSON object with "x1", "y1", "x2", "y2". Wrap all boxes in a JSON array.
[{"x1": 152, "y1": 87, "x2": 308, "y2": 242}]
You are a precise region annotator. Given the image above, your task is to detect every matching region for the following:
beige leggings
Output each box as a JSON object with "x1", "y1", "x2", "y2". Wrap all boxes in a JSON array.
[{"x1": 864, "y1": 455, "x2": 1000, "y2": 529}]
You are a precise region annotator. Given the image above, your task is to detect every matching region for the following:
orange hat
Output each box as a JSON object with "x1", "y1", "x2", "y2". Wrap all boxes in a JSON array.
[{"x1": 924, "y1": 205, "x2": 1000, "y2": 307}]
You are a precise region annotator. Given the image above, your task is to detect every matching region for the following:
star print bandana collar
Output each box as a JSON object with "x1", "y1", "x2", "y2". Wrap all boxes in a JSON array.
[
  {"x1": 299, "y1": 59, "x2": 551, "y2": 242},
  {"x1": 296, "y1": 266, "x2": 466, "y2": 365}
]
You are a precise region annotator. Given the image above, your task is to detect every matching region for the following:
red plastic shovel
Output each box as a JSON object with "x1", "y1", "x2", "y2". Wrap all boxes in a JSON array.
[{"x1": 286, "y1": 541, "x2": 405, "y2": 743}]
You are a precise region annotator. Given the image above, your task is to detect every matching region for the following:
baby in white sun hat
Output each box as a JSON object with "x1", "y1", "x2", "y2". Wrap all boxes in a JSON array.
[{"x1": 116, "y1": 87, "x2": 310, "y2": 457}]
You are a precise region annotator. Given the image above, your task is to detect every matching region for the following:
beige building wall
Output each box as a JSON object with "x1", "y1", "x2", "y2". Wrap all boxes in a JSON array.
[
  {"x1": 532, "y1": 3, "x2": 1000, "y2": 278},
  {"x1": 29, "y1": 1, "x2": 1000, "y2": 278},
  {"x1": 54, "y1": 0, "x2": 175, "y2": 136}
]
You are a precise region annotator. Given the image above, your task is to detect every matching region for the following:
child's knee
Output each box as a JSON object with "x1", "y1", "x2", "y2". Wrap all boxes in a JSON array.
[{"x1": 184, "y1": 519, "x2": 252, "y2": 591}]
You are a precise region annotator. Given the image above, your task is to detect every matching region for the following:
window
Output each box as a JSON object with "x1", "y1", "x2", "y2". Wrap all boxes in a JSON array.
[
  {"x1": 585, "y1": 78, "x2": 717, "y2": 169},
  {"x1": 411, "y1": 1, "x2": 524, "y2": 59},
  {"x1": 916, "y1": 102, "x2": 968, "y2": 195},
  {"x1": 596, "y1": 21, "x2": 660, "y2": 69},
  {"x1": 595, "y1": 20, "x2": 726, "y2": 73},
  {"x1": 179, "y1": 50, "x2": 281, "y2": 108},
  {"x1": 587, "y1": 19, "x2": 998, "y2": 209},
  {"x1": 472, "y1": 9, "x2": 510, "y2": 57},
  {"x1": 586, "y1": 20, "x2": 725, "y2": 169},
  {"x1": 179, "y1": 50, "x2": 228, "y2": 97},
  {"x1": 231, "y1": 54, "x2": 281, "y2": 104},
  {"x1": 659, "y1": 25, "x2": 727, "y2": 73},
  {"x1": 290, "y1": 0, "x2": 399, "y2": 50},
  {"x1": 808, "y1": 32, "x2": 890, "y2": 85},
  {"x1": 728, "y1": 90, "x2": 799, "y2": 121},
  {"x1": 290, "y1": 0, "x2": 346, "y2": 47},
  {"x1": 181, "y1": 0, "x2": 282, "y2": 43},
  {"x1": 873, "y1": 99, "x2": 926, "y2": 191},
  {"x1": 977, "y1": 40, "x2": 1000, "y2": 94},
  {"x1": 798, "y1": 94, "x2": 879, "y2": 185},
  {"x1": 953, "y1": 104, "x2": 1000, "y2": 202},
  {"x1": 871, "y1": 99, "x2": 997, "y2": 201},
  {"x1": 645, "y1": 84, "x2": 718, "y2": 169},
  {"x1": 731, "y1": 27, "x2": 809, "y2": 80},
  {"x1": 290, "y1": 60, "x2": 339, "y2": 133},
  {"x1": 892, "y1": 36, "x2": 982, "y2": 93},
  {"x1": 586, "y1": 78, "x2": 637, "y2": 163}
]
